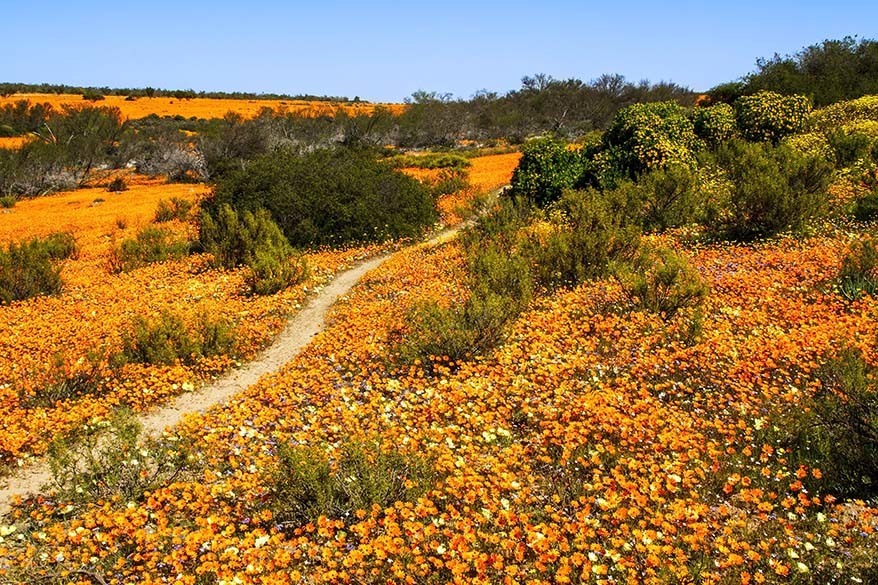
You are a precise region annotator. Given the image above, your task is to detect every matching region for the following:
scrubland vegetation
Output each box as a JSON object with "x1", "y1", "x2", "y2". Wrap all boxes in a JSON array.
[{"x1": 1, "y1": 36, "x2": 878, "y2": 584}]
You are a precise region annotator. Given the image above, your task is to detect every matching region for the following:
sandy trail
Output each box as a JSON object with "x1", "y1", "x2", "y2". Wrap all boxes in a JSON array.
[{"x1": 0, "y1": 224, "x2": 465, "y2": 516}]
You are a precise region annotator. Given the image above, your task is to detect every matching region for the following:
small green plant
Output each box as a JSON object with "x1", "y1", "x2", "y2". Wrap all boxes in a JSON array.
[
  {"x1": 0, "y1": 235, "x2": 70, "y2": 304},
  {"x1": 0, "y1": 195, "x2": 15, "y2": 208},
  {"x1": 430, "y1": 167, "x2": 470, "y2": 196},
  {"x1": 47, "y1": 409, "x2": 196, "y2": 507},
  {"x1": 838, "y1": 237, "x2": 878, "y2": 300},
  {"x1": 106, "y1": 176, "x2": 128, "y2": 192},
  {"x1": 153, "y1": 197, "x2": 192, "y2": 222},
  {"x1": 22, "y1": 351, "x2": 106, "y2": 408},
  {"x1": 118, "y1": 310, "x2": 235, "y2": 366},
  {"x1": 614, "y1": 246, "x2": 709, "y2": 319},
  {"x1": 200, "y1": 204, "x2": 306, "y2": 295},
  {"x1": 267, "y1": 439, "x2": 438, "y2": 530},
  {"x1": 386, "y1": 153, "x2": 472, "y2": 170},
  {"x1": 852, "y1": 189, "x2": 878, "y2": 221},
  {"x1": 108, "y1": 226, "x2": 190, "y2": 273}
]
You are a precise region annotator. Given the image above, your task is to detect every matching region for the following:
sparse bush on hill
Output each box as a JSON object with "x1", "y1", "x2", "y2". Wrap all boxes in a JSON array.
[
  {"x1": 734, "y1": 91, "x2": 811, "y2": 144},
  {"x1": 207, "y1": 147, "x2": 437, "y2": 247},
  {"x1": 0, "y1": 234, "x2": 74, "y2": 304},
  {"x1": 106, "y1": 176, "x2": 128, "y2": 192},
  {"x1": 267, "y1": 439, "x2": 438, "y2": 529},
  {"x1": 614, "y1": 245, "x2": 709, "y2": 319},
  {"x1": 117, "y1": 310, "x2": 235, "y2": 366},
  {"x1": 107, "y1": 226, "x2": 190, "y2": 273}
]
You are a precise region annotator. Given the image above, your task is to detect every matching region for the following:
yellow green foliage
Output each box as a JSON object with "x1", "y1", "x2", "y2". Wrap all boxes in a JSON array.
[
  {"x1": 783, "y1": 131, "x2": 834, "y2": 159},
  {"x1": 735, "y1": 91, "x2": 811, "y2": 143},
  {"x1": 813, "y1": 95, "x2": 878, "y2": 130}
]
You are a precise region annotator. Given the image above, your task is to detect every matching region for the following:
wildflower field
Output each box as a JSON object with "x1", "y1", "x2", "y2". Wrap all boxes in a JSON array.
[{"x1": 1, "y1": 80, "x2": 877, "y2": 585}]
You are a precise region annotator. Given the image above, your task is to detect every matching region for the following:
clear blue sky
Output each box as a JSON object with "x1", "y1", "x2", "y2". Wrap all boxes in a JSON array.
[{"x1": 2, "y1": 1, "x2": 876, "y2": 102}]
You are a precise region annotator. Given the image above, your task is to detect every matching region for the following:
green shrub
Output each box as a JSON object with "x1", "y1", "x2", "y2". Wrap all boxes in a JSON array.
[
  {"x1": 386, "y1": 153, "x2": 472, "y2": 170},
  {"x1": 403, "y1": 241, "x2": 533, "y2": 363},
  {"x1": 828, "y1": 130, "x2": 877, "y2": 168},
  {"x1": 691, "y1": 103, "x2": 737, "y2": 146},
  {"x1": 734, "y1": 91, "x2": 812, "y2": 143},
  {"x1": 118, "y1": 310, "x2": 235, "y2": 366},
  {"x1": 268, "y1": 439, "x2": 437, "y2": 529},
  {"x1": 599, "y1": 101, "x2": 700, "y2": 179},
  {"x1": 153, "y1": 197, "x2": 192, "y2": 222},
  {"x1": 713, "y1": 140, "x2": 832, "y2": 240},
  {"x1": 207, "y1": 147, "x2": 437, "y2": 247},
  {"x1": 47, "y1": 409, "x2": 196, "y2": 507},
  {"x1": 0, "y1": 236, "x2": 67, "y2": 304},
  {"x1": 636, "y1": 164, "x2": 701, "y2": 231},
  {"x1": 838, "y1": 237, "x2": 878, "y2": 300},
  {"x1": 852, "y1": 189, "x2": 878, "y2": 221},
  {"x1": 199, "y1": 204, "x2": 306, "y2": 295},
  {"x1": 767, "y1": 346, "x2": 878, "y2": 501},
  {"x1": 108, "y1": 226, "x2": 190, "y2": 272},
  {"x1": 22, "y1": 351, "x2": 106, "y2": 408},
  {"x1": 0, "y1": 195, "x2": 15, "y2": 208},
  {"x1": 510, "y1": 137, "x2": 583, "y2": 207},
  {"x1": 614, "y1": 246, "x2": 709, "y2": 319},
  {"x1": 106, "y1": 176, "x2": 128, "y2": 192},
  {"x1": 42, "y1": 232, "x2": 77, "y2": 260},
  {"x1": 433, "y1": 167, "x2": 471, "y2": 197},
  {"x1": 812, "y1": 95, "x2": 878, "y2": 130},
  {"x1": 520, "y1": 187, "x2": 640, "y2": 290},
  {"x1": 81, "y1": 89, "x2": 105, "y2": 102}
]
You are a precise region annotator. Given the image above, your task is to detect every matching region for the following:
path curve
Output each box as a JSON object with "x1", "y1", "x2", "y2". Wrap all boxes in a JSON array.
[{"x1": 0, "y1": 224, "x2": 467, "y2": 515}]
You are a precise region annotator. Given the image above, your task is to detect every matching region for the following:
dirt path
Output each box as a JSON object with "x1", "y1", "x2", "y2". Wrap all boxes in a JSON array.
[{"x1": 0, "y1": 224, "x2": 467, "y2": 516}]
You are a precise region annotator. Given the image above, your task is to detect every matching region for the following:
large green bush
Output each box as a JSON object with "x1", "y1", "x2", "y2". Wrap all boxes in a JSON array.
[
  {"x1": 713, "y1": 140, "x2": 832, "y2": 239},
  {"x1": 614, "y1": 246, "x2": 709, "y2": 319},
  {"x1": 118, "y1": 310, "x2": 236, "y2": 366},
  {"x1": 734, "y1": 91, "x2": 811, "y2": 143},
  {"x1": 509, "y1": 137, "x2": 583, "y2": 207},
  {"x1": 207, "y1": 147, "x2": 437, "y2": 247}
]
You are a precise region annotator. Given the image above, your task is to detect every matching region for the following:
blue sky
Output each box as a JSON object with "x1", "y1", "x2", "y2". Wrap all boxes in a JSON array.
[{"x1": 2, "y1": 1, "x2": 876, "y2": 102}]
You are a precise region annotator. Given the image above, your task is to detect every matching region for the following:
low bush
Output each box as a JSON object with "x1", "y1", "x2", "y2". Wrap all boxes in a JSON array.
[
  {"x1": 386, "y1": 153, "x2": 472, "y2": 170},
  {"x1": 22, "y1": 351, "x2": 106, "y2": 408},
  {"x1": 734, "y1": 91, "x2": 812, "y2": 143},
  {"x1": 0, "y1": 194, "x2": 15, "y2": 208},
  {"x1": 47, "y1": 409, "x2": 196, "y2": 507},
  {"x1": 268, "y1": 439, "x2": 438, "y2": 529},
  {"x1": 430, "y1": 167, "x2": 470, "y2": 197},
  {"x1": 852, "y1": 188, "x2": 878, "y2": 221},
  {"x1": 520, "y1": 187, "x2": 641, "y2": 290},
  {"x1": 207, "y1": 147, "x2": 437, "y2": 247},
  {"x1": 106, "y1": 176, "x2": 128, "y2": 192},
  {"x1": 713, "y1": 140, "x2": 832, "y2": 240},
  {"x1": 118, "y1": 310, "x2": 235, "y2": 366},
  {"x1": 0, "y1": 235, "x2": 71, "y2": 304},
  {"x1": 614, "y1": 246, "x2": 709, "y2": 319},
  {"x1": 153, "y1": 197, "x2": 192, "y2": 222},
  {"x1": 108, "y1": 226, "x2": 190, "y2": 273},
  {"x1": 827, "y1": 130, "x2": 876, "y2": 168},
  {"x1": 402, "y1": 241, "x2": 533, "y2": 363},
  {"x1": 636, "y1": 164, "x2": 701, "y2": 231},
  {"x1": 200, "y1": 204, "x2": 306, "y2": 295},
  {"x1": 838, "y1": 237, "x2": 878, "y2": 300}
]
